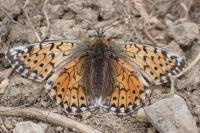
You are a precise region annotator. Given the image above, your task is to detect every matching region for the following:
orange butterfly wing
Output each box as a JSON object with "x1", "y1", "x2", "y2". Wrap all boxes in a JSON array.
[
  {"x1": 45, "y1": 59, "x2": 94, "y2": 113},
  {"x1": 121, "y1": 42, "x2": 186, "y2": 84},
  {"x1": 102, "y1": 41, "x2": 186, "y2": 115},
  {"x1": 6, "y1": 40, "x2": 96, "y2": 113},
  {"x1": 6, "y1": 40, "x2": 79, "y2": 81},
  {"x1": 6, "y1": 39, "x2": 186, "y2": 115},
  {"x1": 103, "y1": 58, "x2": 147, "y2": 115}
]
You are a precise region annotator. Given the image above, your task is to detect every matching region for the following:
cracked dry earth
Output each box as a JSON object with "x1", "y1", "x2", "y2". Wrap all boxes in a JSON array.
[{"x1": 0, "y1": 0, "x2": 200, "y2": 133}]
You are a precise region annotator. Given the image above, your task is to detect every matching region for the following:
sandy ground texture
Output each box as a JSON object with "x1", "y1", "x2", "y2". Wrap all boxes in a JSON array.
[{"x1": 0, "y1": 0, "x2": 200, "y2": 132}]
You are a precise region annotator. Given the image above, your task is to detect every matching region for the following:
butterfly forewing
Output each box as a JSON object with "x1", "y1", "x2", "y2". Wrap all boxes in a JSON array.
[
  {"x1": 6, "y1": 40, "x2": 79, "y2": 81},
  {"x1": 121, "y1": 42, "x2": 186, "y2": 84}
]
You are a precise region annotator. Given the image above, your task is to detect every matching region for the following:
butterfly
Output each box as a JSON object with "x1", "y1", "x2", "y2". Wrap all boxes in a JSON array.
[{"x1": 5, "y1": 38, "x2": 185, "y2": 115}]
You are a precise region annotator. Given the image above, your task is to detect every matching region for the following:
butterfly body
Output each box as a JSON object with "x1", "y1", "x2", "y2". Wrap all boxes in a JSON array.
[
  {"x1": 6, "y1": 39, "x2": 186, "y2": 115},
  {"x1": 80, "y1": 39, "x2": 115, "y2": 106}
]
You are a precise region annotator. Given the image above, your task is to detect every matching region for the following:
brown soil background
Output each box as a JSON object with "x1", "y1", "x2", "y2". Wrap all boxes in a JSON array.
[{"x1": 0, "y1": 0, "x2": 200, "y2": 132}]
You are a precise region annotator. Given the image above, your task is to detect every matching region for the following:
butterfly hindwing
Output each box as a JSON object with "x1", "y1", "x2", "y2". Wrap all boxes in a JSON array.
[
  {"x1": 45, "y1": 58, "x2": 95, "y2": 113},
  {"x1": 103, "y1": 59, "x2": 147, "y2": 115},
  {"x1": 6, "y1": 40, "x2": 79, "y2": 81}
]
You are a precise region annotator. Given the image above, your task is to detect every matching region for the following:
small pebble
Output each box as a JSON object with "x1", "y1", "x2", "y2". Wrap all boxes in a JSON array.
[{"x1": 136, "y1": 108, "x2": 148, "y2": 122}]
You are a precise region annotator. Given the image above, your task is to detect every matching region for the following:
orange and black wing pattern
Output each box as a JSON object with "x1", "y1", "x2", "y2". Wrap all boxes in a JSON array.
[
  {"x1": 102, "y1": 41, "x2": 186, "y2": 115},
  {"x1": 102, "y1": 58, "x2": 148, "y2": 115},
  {"x1": 45, "y1": 58, "x2": 95, "y2": 113},
  {"x1": 120, "y1": 42, "x2": 186, "y2": 84},
  {"x1": 6, "y1": 40, "x2": 79, "y2": 81},
  {"x1": 5, "y1": 39, "x2": 186, "y2": 115},
  {"x1": 6, "y1": 40, "x2": 96, "y2": 113}
]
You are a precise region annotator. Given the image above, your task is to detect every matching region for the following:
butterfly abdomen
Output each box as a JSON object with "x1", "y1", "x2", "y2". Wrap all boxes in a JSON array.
[
  {"x1": 92, "y1": 58, "x2": 105, "y2": 97},
  {"x1": 83, "y1": 43, "x2": 113, "y2": 101}
]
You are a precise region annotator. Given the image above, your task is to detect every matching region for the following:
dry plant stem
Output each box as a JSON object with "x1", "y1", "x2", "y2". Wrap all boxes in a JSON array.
[
  {"x1": 0, "y1": 106, "x2": 102, "y2": 133},
  {"x1": 161, "y1": 77, "x2": 175, "y2": 98},
  {"x1": 168, "y1": 51, "x2": 200, "y2": 97},
  {"x1": 144, "y1": 28, "x2": 159, "y2": 44},
  {"x1": 23, "y1": 0, "x2": 41, "y2": 41},
  {"x1": 180, "y1": 2, "x2": 189, "y2": 19},
  {"x1": 176, "y1": 51, "x2": 200, "y2": 78},
  {"x1": 0, "y1": 6, "x2": 21, "y2": 25},
  {"x1": 42, "y1": 0, "x2": 50, "y2": 40},
  {"x1": 122, "y1": 7, "x2": 142, "y2": 42},
  {"x1": 0, "y1": 117, "x2": 9, "y2": 133}
]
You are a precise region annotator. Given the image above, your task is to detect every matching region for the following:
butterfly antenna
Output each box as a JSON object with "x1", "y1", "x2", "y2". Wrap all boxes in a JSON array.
[
  {"x1": 99, "y1": 28, "x2": 105, "y2": 39},
  {"x1": 98, "y1": 20, "x2": 122, "y2": 38},
  {"x1": 96, "y1": 28, "x2": 101, "y2": 39},
  {"x1": 103, "y1": 21, "x2": 121, "y2": 33}
]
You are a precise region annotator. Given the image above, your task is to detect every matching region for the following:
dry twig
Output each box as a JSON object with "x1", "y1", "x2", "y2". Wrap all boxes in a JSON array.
[
  {"x1": 0, "y1": 117, "x2": 9, "y2": 133},
  {"x1": 168, "y1": 51, "x2": 200, "y2": 97},
  {"x1": 180, "y1": 2, "x2": 189, "y2": 20},
  {"x1": 144, "y1": 28, "x2": 159, "y2": 44},
  {"x1": 175, "y1": 52, "x2": 200, "y2": 79},
  {"x1": 0, "y1": 6, "x2": 21, "y2": 25},
  {"x1": 23, "y1": 0, "x2": 41, "y2": 41},
  {"x1": 0, "y1": 106, "x2": 102, "y2": 133},
  {"x1": 122, "y1": 6, "x2": 142, "y2": 42},
  {"x1": 42, "y1": 0, "x2": 50, "y2": 40}
]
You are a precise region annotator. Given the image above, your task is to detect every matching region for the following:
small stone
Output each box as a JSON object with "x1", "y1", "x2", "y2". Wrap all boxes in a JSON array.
[
  {"x1": 167, "y1": 21, "x2": 199, "y2": 46},
  {"x1": 78, "y1": 8, "x2": 98, "y2": 21},
  {"x1": 153, "y1": 87, "x2": 162, "y2": 95},
  {"x1": 50, "y1": 19, "x2": 76, "y2": 39},
  {"x1": 147, "y1": 128, "x2": 156, "y2": 133},
  {"x1": 2, "y1": 58, "x2": 11, "y2": 68},
  {"x1": 136, "y1": 108, "x2": 148, "y2": 122},
  {"x1": 167, "y1": 41, "x2": 185, "y2": 56},
  {"x1": 144, "y1": 0, "x2": 193, "y2": 19},
  {"x1": 144, "y1": 95, "x2": 198, "y2": 133},
  {"x1": 55, "y1": 126, "x2": 64, "y2": 132},
  {"x1": 38, "y1": 122, "x2": 48, "y2": 131},
  {"x1": 13, "y1": 121, "x2": 47, "y2": 133}
]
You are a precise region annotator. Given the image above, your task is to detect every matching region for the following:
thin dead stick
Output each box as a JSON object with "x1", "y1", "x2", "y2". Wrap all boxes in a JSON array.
[
  {"x1": 0, "y1": 117, "x2": 9, "y2": 133},
  {"x1": 42, "y1": 0, "x2": 50, "y2": 40},
  {"x1": 168, "y1": 51, "x2": 200, "y2": 96},
  {"x1": 180, "y1": 2, "x2": 189, "y2": 20},
  {"x1": 176, "y1": 51, "x2": 200, "y2": 78},
  {"x1": 122, "y1": 7, "x2": 142, "y2": 42},
  {"x1": 0, "y1": 106, "x2": 102, "y2": 133},
  {"x1": 0, "y1": 6, "x2": 21, "y2": 25},
  {"x1": 23, "y1": 0, "x2": 41, "y2": 41},
  {"x1": 144, "y1": 28, "x2": 159, "y2": 44}
]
